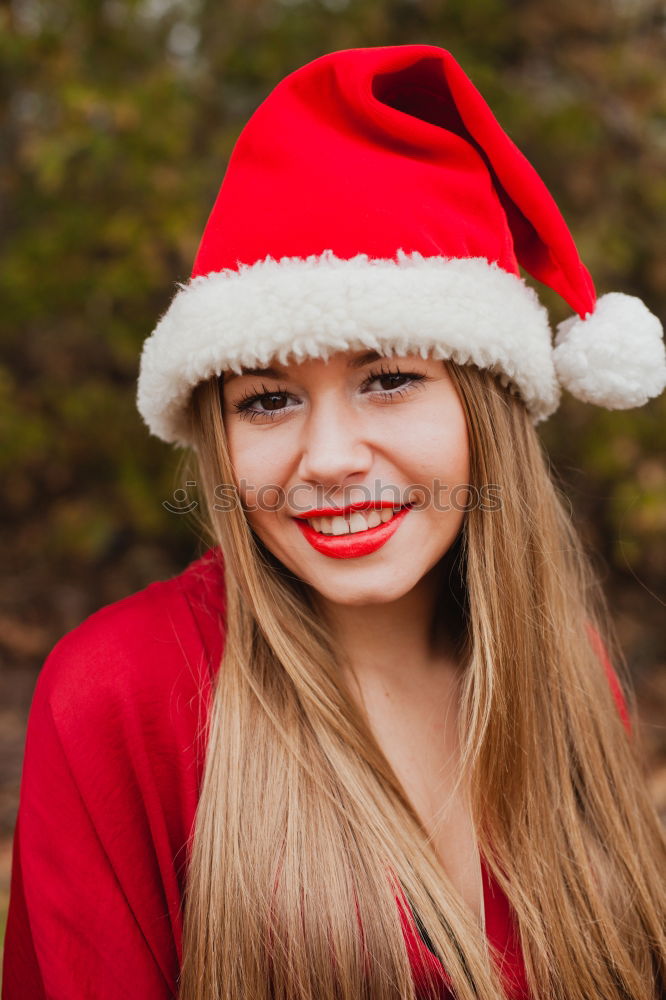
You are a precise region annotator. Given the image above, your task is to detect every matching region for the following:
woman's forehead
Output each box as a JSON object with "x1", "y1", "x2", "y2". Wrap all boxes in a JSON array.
[{"x1": 222, "y1": 349, "x2": 440, "y2": 385}]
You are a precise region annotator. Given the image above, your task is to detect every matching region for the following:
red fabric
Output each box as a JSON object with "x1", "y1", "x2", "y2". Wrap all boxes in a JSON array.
[
  {"x1": 396, "y1": 866, "x2": 530, "y2": 1000},
  {"x1": 585, "y1": 621, "x2": 632, "y2": 736},
  {"x1": 2, "y1": 548, "x2": 629, "y2": 999},
  {"x1": 192, "y1": 45, "x2": 596, "y2": 317}
]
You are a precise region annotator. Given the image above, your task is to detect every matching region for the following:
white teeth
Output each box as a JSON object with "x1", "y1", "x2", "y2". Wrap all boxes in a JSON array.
[
  {"x1": 348, "y1": 512, "x2": 369, "y2": 533},
  {"x1": 309, "y1": 507, "x2": 404, "y2": 535}
]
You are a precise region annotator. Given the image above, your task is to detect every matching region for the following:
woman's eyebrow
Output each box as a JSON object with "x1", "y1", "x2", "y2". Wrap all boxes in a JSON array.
[
  {"x1": 223, "y1": 350, "x2": 384, "y2": 385},
  {"x1": 224, "y1": 365, "x2": 284, "y2": 385}
]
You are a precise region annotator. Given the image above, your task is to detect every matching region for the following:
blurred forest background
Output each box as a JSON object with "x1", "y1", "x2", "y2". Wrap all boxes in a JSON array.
[{"x1": 1, "y1": 0, "x2": 665, "y2": 964}]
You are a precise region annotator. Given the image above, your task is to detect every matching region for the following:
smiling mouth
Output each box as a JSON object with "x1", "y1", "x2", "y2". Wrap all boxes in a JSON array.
[{"x1": 296, "y1": 504, "x2": 412, "y2": 536}]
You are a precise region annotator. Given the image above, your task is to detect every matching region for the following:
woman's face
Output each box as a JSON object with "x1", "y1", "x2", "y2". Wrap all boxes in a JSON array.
[{"x1": 221, "y1": 350, "x2": 470, "y2": 607}]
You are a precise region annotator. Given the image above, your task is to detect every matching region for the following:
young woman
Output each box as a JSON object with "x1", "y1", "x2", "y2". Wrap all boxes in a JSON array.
[{"x1": 3, "y1": 44, "x2": 666, "y2": 1000}]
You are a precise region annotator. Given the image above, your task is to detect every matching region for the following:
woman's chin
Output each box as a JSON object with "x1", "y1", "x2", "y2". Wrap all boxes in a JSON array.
[{"x1": 304, "y1": 568, "x2": 423, "y2": 608}]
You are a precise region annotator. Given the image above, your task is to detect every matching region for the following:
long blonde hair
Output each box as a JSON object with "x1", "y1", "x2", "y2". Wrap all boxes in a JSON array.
[{"x1": 176, "y1": 359, "x2": 666, "y2": 1000}]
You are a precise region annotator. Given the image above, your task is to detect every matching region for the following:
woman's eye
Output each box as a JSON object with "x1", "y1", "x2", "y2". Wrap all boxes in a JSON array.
[
  {"x1": 362, "y1": 368, "x2": 427, "y2": 399},
  {"x1": 252, "y1": 391, "x2": 289, "y2": 411},
  {"x1": 233, "y1": 387, "x2": 295, "y2": 422},
  {"x1": 365, "y1": 372, "x2": 414, "y2": 393}
]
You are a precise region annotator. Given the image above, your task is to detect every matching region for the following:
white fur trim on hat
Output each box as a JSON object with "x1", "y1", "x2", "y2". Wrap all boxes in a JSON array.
[
  {"x1": 553, "y1": 292, "x2": 666, "y2": 409},
  {"x1": 136, "y1": 251, "x2": 560, "y2": 448}
]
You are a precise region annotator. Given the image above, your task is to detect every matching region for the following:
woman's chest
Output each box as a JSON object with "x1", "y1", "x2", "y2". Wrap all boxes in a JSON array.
[
  {"x1": 359, "y1": 674, "x2": 485, "y2": 925},
  {"x1": 387, "y1": 747, "x2": 484, "y2": 927}
]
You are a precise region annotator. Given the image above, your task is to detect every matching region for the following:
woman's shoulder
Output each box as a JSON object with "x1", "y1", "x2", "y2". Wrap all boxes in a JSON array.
[
  {"x1": 6, "y1": 548, "x2": 227, "y2": 997},
  {"x1": 33, "y1": 545, "x2": 227, "y2": 751}
]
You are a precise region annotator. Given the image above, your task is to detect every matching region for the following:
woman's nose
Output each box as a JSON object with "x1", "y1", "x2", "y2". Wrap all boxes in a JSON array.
[{"x1": 296, "y1": 398, "x2": 373, "y2": 487}]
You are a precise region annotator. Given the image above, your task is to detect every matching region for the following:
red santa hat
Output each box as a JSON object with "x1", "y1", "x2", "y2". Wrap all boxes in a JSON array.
[{"x1": 136, "y1": 44, "x2": 666, "y2": 449}]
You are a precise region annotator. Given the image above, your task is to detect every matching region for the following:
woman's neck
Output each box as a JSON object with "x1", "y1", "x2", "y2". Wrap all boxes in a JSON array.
[{"x1": 315, "y1": 561, "x2": 463, "y2": 694}]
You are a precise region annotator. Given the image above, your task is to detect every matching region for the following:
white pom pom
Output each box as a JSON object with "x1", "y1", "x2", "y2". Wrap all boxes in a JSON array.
[{"x1": 553, "y1": 292, "x2": 666, "y2": 408}]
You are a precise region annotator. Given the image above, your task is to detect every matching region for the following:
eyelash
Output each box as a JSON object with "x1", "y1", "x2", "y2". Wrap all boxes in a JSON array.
[{"x1": 232, "y1": 364, "x2": 428, "y2": 423}]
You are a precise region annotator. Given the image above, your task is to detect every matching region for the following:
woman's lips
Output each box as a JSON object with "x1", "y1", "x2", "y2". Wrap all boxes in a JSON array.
[{"x1": 293, "y1": 505, "x2": 412, "y2": 559}]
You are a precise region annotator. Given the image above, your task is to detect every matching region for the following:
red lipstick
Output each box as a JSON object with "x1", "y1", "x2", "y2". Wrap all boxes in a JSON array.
[
  {"x1": 299, "y1": 500, "x2": 406, "y2": 519},
  {"x1": 294, "y1": 504, "x2": 412, "y2": 559}
]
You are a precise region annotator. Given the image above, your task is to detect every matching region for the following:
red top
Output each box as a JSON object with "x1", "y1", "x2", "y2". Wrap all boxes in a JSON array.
[{"x1": 2, "y1": 547, "x2": 629, "y2": 999}]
